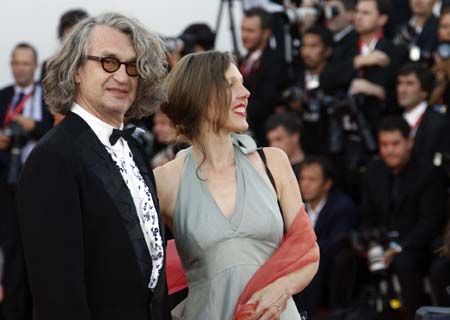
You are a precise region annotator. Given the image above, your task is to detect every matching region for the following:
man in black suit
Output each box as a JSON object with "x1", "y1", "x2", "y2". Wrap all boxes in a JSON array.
[
  {"x1": 324, "y1": 0, "x2": 358, "y2": 51},
  {"x1": 0, "y1": 43, "x2": 53, "y2": 320},
  {"x1": 296, "y1": 156, "x2": 359, "y2": 318},
  {"x1": 240, "y1": 7, "x2": 287, "y2": 146},
  {"x1": 17, "y1": 13, "x2": 170, "y2": 320},
  {"x1": 361, "y1": 116, "x2": 448, "y2": 320},
  {"x1": 396, "y1": 63, "x2": 450, "y2": 165},
  {"x1": 393, "y1": 0, "x2": 438, "y2": 65}
]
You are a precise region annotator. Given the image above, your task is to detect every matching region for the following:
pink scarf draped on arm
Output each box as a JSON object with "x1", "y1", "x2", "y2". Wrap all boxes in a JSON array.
[{"x1": 233, "y1": 204, "x2": 319, "y2": 320}]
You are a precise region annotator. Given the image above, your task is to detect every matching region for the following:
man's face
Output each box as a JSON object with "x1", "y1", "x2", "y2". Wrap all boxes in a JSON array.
[
  {"x1": 301, "y1": 33, "x2": 329, "y2": 70},
  {"x1": 354, "y1": 0, "x2": 385, "y2": 35},
  {"x1": 11, "y1": 47, "x2": 37, "y2": 87},
  {"x1": 325, "y1": 0, "x2": 353, "y2": 33},
  {"x1": 241, "y1": 16, "x2": 269, "y2": 53},
  {"x1": 379, "y1": 130, "x2": 413, "y2": 171},
  {"x1": 299, "y1": 163, "x2": 331, "y2": 203},
  {"x1": 396, "y1": 73, "x2": 427, "y2": 111},
  {"x1": 75, "y1": 25, "x2": 138, "y2": 124},
  {"x1": 267, "y1": 126, "x2": 299, "y2": 159},
  {"x1": 410, "y1": 0, "x2": 436, "y2": 17}
]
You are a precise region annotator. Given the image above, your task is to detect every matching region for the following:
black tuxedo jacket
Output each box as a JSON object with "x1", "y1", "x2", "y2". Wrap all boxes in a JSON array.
[
  {"x1": 240, "y1": 47, "x2": 288, "y2": 145},
  {"x1": 361, "y1": 157, "x2": 448, "y2": 251},
  {"x1": 313, "y1": 191, "x2": 358, "y2": 259},
  {"x1": 414, "y1": 106, "x2": 450, "y2": 164},
  {"x1": 17, "y1": 112, "x2": 170, "y2": 320}
]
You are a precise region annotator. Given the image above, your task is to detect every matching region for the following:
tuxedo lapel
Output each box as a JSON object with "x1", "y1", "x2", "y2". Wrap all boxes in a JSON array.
[
  {"x1": 126, "y1": 137, "x2": 167, "y2": 293},
  {"x1": 66, "y1": 113, "x2": 153, "y2": 288}
]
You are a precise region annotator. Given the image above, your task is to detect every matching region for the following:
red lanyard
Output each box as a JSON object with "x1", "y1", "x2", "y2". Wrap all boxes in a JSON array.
[
  {"x1": 3, "y1": 91, "x2": 34, "y2": 126},
  {"x1": 410, "y1": 112, "x2": 425, "y2": 137},
  {"x1": 358, "y1": 32, "x2": 384, "y2": 53}
]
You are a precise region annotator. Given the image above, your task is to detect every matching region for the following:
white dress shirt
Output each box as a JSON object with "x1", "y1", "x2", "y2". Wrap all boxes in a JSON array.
[{"x1": 305, "y1": 196, "x2": 328, "y2": 228}]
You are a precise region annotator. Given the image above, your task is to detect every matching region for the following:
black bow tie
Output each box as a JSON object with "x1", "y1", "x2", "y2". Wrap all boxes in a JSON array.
[{"x1": 109, "y1": 127, "x2": 136, "y2": 146}]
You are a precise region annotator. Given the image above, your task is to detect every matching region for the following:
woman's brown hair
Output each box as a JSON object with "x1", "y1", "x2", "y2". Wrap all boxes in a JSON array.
[{"x1": 162, "y1": 51, "x2": 236, "y2": 146}]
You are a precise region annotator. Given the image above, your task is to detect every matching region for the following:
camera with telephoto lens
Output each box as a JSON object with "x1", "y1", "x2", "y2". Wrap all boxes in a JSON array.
[{"x1": 2, "y1": 121, "x2": 26, "y2": 185}]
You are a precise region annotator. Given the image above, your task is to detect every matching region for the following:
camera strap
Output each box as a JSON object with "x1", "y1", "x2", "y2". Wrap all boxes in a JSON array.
[{"x1": 3, "y1": 90, "x2": 34, "y2": 126}]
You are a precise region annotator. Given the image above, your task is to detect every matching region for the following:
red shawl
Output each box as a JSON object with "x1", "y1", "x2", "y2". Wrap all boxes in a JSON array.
[
  {"x1": 166, "y1": 239, "x2": 188, "y2": 295},
  {"x1": 233, "y1": 205, "x2": 319, "y2": 320}
]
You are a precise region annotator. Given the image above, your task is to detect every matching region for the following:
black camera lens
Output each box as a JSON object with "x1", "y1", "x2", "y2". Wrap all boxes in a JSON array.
[{"x1": 437, "y1": 42, "x2": 450, "y2": 59}]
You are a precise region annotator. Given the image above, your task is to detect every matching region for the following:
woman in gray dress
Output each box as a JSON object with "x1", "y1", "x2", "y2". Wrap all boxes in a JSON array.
[{"x1": 154, "y1": 51, "x2": 319, "y2": 320}]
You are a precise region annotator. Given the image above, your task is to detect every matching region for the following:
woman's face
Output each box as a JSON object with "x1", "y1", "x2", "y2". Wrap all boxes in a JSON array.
[
  {"x1": 222, "y1": 63, "x2": 250, "y2": 133},
  {"x1": 439, "y1": 13, "x2": 450, "y2": 42}
]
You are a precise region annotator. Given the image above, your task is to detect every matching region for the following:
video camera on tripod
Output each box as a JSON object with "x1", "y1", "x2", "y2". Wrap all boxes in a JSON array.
[{"x1": 282, "y1": 82, "x2": 377, "y2": 154}]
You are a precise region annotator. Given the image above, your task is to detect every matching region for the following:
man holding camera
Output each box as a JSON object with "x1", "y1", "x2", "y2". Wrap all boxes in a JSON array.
[
  {"x1": 0, "y1": 43, "x2": 52, "y2": 320},
  {"x1": 360, "y1": 115, "x2": 448, "y2": 320}
]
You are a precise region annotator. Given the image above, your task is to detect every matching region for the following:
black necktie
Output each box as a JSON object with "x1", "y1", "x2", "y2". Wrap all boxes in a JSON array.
[
  {"x1": 109, "y1": 127, "x2": 136, "y2": 146},
  {"x1": 13, "y1": 92, "x2": 25, "y2": 110}
]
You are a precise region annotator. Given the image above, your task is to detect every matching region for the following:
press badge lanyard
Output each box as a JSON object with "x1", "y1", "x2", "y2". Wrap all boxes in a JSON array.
[{"x1": 3, "y1": 90, "x2": 34, "y2": 126}]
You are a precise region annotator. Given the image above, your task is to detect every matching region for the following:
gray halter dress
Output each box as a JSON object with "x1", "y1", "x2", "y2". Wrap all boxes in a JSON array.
[{"x1": 172, "y1": 134, "x2": 301, "y2": 320}]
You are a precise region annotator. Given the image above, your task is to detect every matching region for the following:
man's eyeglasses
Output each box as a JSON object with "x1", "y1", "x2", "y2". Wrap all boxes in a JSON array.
[{"x1": 87, "y1": 55, "x2": 139, "y2": 77}]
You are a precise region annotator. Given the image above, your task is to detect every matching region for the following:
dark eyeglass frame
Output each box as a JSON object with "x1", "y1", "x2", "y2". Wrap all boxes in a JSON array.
[{"x1": 86, "y1": 55, "x2": 139, "y2": 77}]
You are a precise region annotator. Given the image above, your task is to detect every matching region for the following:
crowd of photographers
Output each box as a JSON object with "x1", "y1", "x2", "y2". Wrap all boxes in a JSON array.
[
  {"x1": 234, "y1": 1, "x2": 450, "y2": 320},
  {"x1": 1, "y1": 1, "x2": 450, "y2": 320}
]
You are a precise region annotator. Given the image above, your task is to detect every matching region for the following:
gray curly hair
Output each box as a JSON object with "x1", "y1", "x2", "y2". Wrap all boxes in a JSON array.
[{"x1": 44, "y1": 12, "x2": 167, "y2": 119}]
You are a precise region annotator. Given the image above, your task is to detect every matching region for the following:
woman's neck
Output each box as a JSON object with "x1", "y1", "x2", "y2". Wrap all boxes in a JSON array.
[{"x1": 192, "y1": 131, "x2": 235, "y2": 171}]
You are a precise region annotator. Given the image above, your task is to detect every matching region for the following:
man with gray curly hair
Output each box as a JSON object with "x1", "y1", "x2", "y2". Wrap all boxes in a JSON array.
[{"x1": 16, "y1": 12, "x2": 170, "y2": 320}]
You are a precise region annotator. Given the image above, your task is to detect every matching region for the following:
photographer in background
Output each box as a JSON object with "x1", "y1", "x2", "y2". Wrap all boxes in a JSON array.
[
  {"x1": 429, "y1": 7, "x2": 450, "y2": 119},
  {"x1": 265, "y1": 112, "x2": 305, "y2": 177},
  {"x1": 393, "y1": 0, "x2": 438, "y2": 65},
  {"x1": 324, "y1": 0, "x2": 358, "y2": 51},
  {"x1": 360, "y1": 115, "x2": 448, "y2": 320},
  {"x1": 240, "y1": 7, "x2": 288, "y2": 146},
  {"x1": 0, "y1": 43, "x2": 53, "y2": 320},
  {"x1": 297, "y1": 156, "x2": 359, "y2": 318},
  {"x1": 286, "y1": 25, "x2": 333, "y2": 154},
  {"x1": 165, "y1": 22, "x2": 215, "y2": 68},
  {"x1": 396, "y1": 63, "x2": 450, "y2": 167}
]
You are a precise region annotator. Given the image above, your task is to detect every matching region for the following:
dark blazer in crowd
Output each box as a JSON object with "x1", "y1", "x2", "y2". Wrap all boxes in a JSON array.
[
  {"x1": 361, "y1": 157, "x2": 447, "y2": 250},
  {"x1": 314, "y1": 190, "x2": 359, "y2": 259},
  {"x1": 333, "y1": 28, "x2": 359, "y2": 54},
  {"x1": 241, "y1": 47, "x2": 288, "y2": 146},
  {"x1": 17, "y1": 112, "x2": 170, "y2": 320},
  {"x1": 0, "y1": 83, "x2": 52, "y2": 320},
  {"x1": 414, "y1": 105, "x2": 450, "y2": 165},
  {"x1": 395, "y1": 14, "x2": 439, "y2": 64}
]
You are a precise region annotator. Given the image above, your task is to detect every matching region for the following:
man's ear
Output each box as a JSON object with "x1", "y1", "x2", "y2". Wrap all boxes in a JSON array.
[
  {"x1": 379, "y1": 14, "x2": 389, "y2": 28},
  {"x1": 74, "y1": 68, "x2": 81, "y2": 84}
]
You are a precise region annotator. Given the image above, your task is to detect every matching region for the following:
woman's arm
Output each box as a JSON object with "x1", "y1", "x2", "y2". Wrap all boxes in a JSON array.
[{"x1": 246, "y1": 147, "x2": 319, "y2": 320}]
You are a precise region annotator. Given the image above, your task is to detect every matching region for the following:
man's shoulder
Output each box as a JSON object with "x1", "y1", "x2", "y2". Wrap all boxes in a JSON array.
[
  {"x1": 327, "y1": 190, "x2": 356, "y2": 212},
  {"x1": 0, "y1": 85, "x2": 14, "y2": 100},
  {"x1": 424, "y1": 105, "x2": 449, "y2": 124}
]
